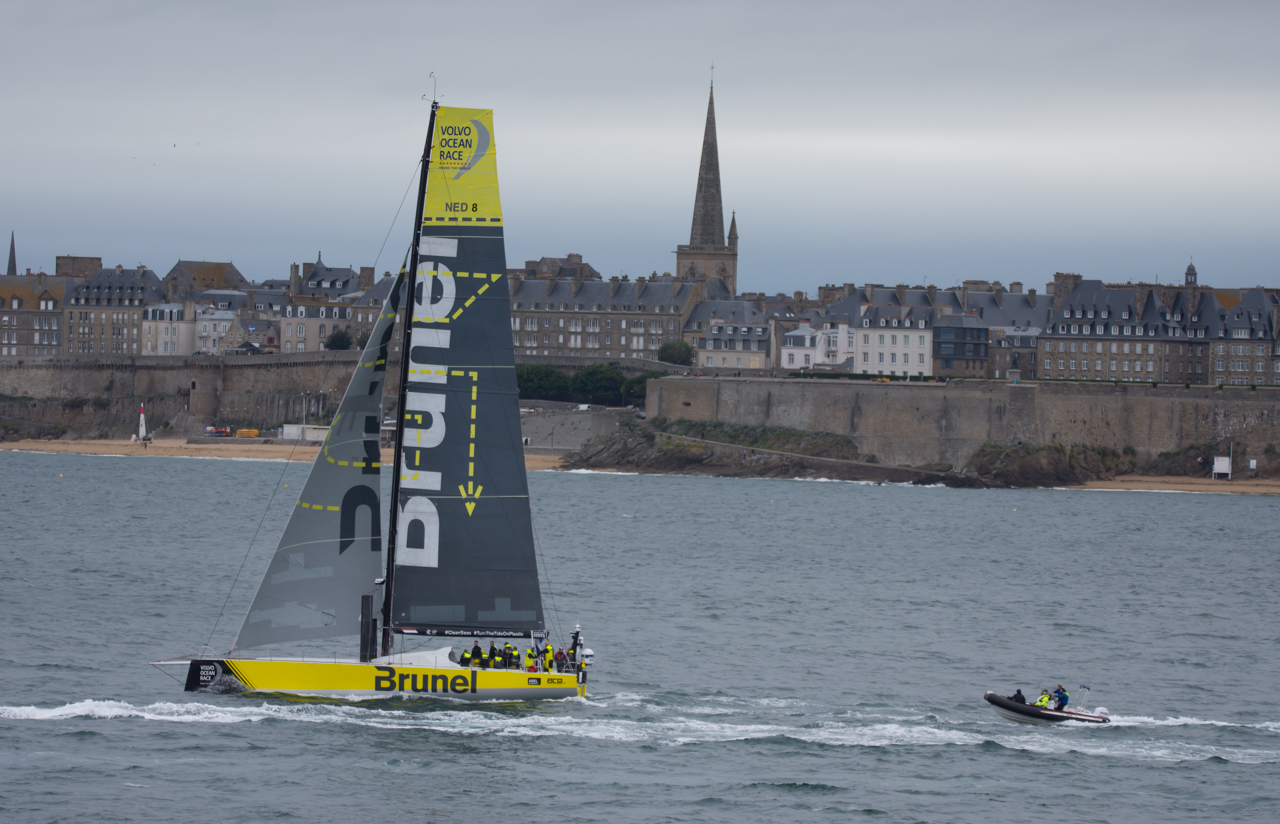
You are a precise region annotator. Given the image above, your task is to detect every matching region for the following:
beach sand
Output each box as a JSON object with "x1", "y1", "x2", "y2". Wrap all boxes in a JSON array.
[
  {"x1": 1, "y1": 438, "x2": 566, "y2": 470},
  {"x1": 1064, "y1": 475, "x2": 1280, "y2": 495},
  {"x1": 6, "y1": 439, "x2": 1273, "y2": 490}
]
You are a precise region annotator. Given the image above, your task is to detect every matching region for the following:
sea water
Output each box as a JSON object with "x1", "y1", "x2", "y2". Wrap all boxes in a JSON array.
[{"x1": 1, "y1": 450, "x2": 1277, "y2": 823}]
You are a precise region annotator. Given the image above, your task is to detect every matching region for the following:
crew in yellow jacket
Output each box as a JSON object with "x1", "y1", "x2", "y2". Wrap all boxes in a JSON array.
[
  {"x1": 1034, "y1": 690, "x2": 1051, "y2": 707},
  {"x1": 523, "y1": 648, "x2": 536, "y2": 671}
]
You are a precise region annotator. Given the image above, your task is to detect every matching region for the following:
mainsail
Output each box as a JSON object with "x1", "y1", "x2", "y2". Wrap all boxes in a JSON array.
[
  {"x1": 232, "y1": 281, "x2": 404, "y2": 650},
  {"x1": 387, "y1": 106, "x2": 545, "y2": 638}
]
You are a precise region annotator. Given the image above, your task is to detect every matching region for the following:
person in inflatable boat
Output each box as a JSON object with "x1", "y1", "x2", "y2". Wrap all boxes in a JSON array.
[{"x1": 1034, "y1": 690, "x2": 1052, "y2": 707}]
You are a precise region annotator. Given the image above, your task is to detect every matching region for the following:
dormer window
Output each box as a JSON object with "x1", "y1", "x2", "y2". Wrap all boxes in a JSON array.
[
  {"x1": 1087, "y1": 310, "x2": 1094, "y2": 319},
  {"x1": 863, "y1": 320, "x2": 869, "y2": 327},
  {"x1": 1063, "y1": 310, "x2": 1070, "y2": 318},
  {"x1": 298, "y1": 307, "x2": 306, "y2": 318},
  {"x1": 1074, "y1": 310, "x2": 1081, "y2": 318},
  {"x1": 918, "y1": 320, "x2": 925, "y2": 329},
  {"x1": 879, "y1": 319, "x2": 886, "y2": 326},
  {"x1": 1122, "y1": 310, "x2": 1130, "y2": 319},
  {"x1": 1191, "y1": 315, "x2": 1197, "y2": 322},
  {"x1": 1101, "y1": 310, "x2": 1109, "y2": 319},
  {"x1": 892, "y1": 319, "x2": 898, "y2": 327}
]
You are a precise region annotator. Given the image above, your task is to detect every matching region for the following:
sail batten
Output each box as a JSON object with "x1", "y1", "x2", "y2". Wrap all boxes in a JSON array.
[
  {"x1": 231, "y1": 277, "x2": 404, "y2": 651},
  {"x1": 386, "y1": 107, "x2": 545, "y2": 638}
]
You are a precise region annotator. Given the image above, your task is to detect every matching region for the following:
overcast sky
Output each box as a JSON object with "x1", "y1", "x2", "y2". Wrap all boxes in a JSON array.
[{"x1": 3, "y1": 1, "x2": 1278, "y2": 295}]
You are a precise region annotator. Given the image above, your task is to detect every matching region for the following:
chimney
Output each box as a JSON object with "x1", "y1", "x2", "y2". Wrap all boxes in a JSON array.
[
  {"x1": 794, "y1": 290, "x2": 804, "y2": 302},
  {"x1": 289, "y1": 263, "x2": 300, "y2": 295},
  {"x1": 1051, "y1": 272, "x2": 1082, "y2": 312},
  {"x1": 1027, "y1": 288, "x2": 1037, "y2": 309},
  {"x1": 359, "y1": 266, "x2": 374, "y2": 291},
  {"x1": 609, "y1": 276, "x2": 621, "y2": 297},
  {"x1": 895, "y1": 284, "x2": 907, "y2": 305},
  {"x1": 246, "y1": 287, "x2": 257, "y2": 312},
  {"x1": 571, "y1": 279, "x2": 582, "y2": 297},
  {"x1": 544, "y1": 278, "x2": 555, "y2": 296},
  {"x1": 994, "y1": 285, "x2": 1005, "y2": 308},
  {"x1": 635, "y1": 277, "x2": 647, "y2": 298},
  {"x1": 1009, "y1": 281, "x2": 1023, "y2": 294},
  {"x1": 302, "y1": 262, "x2": 315, "y2": 283},
  {"x1": 567, "y1": 253, "x2": 582, "y2": 264},
  {"x1": 926, "y1": 285, "x2": 937, "y2": 305}
]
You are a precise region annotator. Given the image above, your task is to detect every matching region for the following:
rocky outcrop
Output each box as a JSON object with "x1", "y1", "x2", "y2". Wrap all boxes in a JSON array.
[
  {"x1": 563, "y1": 423, "x2": 944, "y2": 483},
  {"x1": 955, "y1": 443, "x2": 1128, "y2": 487}
]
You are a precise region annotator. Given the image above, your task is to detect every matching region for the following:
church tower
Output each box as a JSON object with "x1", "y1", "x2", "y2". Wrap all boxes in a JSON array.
[{"x1": 675, "y1": 85, "x2": 738, "y2": 294}]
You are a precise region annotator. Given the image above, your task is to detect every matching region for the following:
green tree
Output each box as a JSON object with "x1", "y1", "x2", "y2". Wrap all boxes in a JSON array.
[
  {"x1": 324, "y1": 328, "x2": 353, "y2": 351},
  {"x1": 658, "y1": 339, "x2": 694, "y2": 366},
  {"x1": 355, "y1": 329, "x2": 370, "y2": 350},
  {"x1": 621, "y1": 370, "x2": 663, "y2": 402},
  {"x1": 515, "y1": 364, "x2": 571, "y2": 401},
  {"x1": 570, "y1": 363, "x2": 625, "y2": 406}
]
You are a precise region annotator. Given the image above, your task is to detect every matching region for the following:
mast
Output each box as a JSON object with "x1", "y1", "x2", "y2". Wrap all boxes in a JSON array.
[{"x1": 382, "y1": 101, "x2": 439, "y2": 655}]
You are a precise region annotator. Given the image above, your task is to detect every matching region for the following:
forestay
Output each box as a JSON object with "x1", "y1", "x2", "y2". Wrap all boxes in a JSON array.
[
  {"x1": 232, "y1": 279, "x2": 404, "y2": 650},
  {"x1": 388, "y1": 106, "x2": 545, "y2": 638}
]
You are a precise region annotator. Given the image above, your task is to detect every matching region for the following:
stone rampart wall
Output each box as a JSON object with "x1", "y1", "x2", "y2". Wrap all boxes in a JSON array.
[{"x1": 646, "y1": 377, "x2": 1280, "y2": 467}]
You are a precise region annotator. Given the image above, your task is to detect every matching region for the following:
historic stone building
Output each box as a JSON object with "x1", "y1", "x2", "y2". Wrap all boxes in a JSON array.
[{"x1": 674, "y1": 85, "x2": 738, "y2": 293}]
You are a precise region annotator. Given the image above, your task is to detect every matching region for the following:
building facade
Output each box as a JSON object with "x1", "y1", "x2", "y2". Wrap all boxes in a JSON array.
[{"x1": 0, "y1": 274, "x2": 75, "y2": 357}]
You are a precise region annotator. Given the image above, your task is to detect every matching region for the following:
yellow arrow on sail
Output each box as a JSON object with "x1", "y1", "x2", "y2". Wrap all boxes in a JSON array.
[{"x1": 457, "y1": 480, "x2": 484, "y2": 516}]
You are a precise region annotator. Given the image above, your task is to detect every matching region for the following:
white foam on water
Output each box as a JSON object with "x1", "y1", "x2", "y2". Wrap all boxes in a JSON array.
[
  {"x1": 559, "y1": 469, "x2": 640, "y2": 476},
  {"x1": 993, "y1": 730, "x2": 1280, "y2": 764},
  {"x1": 1106, "y1": 714, "x2": 1241, "y2": 728},
  {"x1": 791, "y1": 722, "x2": 983, "y2": 748}
]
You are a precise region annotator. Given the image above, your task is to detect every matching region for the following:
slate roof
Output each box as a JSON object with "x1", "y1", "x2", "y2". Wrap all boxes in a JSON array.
[
  {"x1": 163, "y1": 260, "x2": 249, "y2": 299},
  {"x1": 298, "y1": 254, "x2": 360, "y2": 298},
  {"x1": 0, "y1": 274, "x2": 76, "y2": 310},
  {"x1": 69, "y1": 266, "x2": 166, "y2": 306},
  {"x1": 510, "y1": 276, "x2": 730, "y2": 311}
]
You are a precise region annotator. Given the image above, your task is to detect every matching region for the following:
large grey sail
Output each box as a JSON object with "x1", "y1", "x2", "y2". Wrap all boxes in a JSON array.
[
  {"x1": 388, "y1": 106, "x2": 544, "y2": 638},
  {"x1": 232, "y1": 276, "x2": 404, "y2": 650}
]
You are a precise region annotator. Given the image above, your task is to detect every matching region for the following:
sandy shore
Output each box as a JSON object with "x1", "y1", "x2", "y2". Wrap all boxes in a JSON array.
[
  {"x1": 1065, "y1": 476, "x2": 1280, "y2": 495},
  {"x1": 1, "y1": 438, "x2": 566, "y2": 470},
  {"x1": 6, "y1": 440, "x2": 1273, "y2": 490}
]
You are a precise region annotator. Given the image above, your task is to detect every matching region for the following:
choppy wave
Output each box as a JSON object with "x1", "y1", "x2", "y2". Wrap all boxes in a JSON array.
[{"x1": 8, "y1": 698, "x2": 1274, "y2": 763}]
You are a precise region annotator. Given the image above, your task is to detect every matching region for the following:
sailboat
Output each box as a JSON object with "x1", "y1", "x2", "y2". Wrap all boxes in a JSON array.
[{"x1": 156, "y1": 103, "x2": 587, "y2": 700}]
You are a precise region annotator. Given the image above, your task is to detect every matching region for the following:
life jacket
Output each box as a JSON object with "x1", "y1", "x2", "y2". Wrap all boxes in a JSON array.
[
  {"x1": 460, "y1": 651, "x2": 471, "y2": 666},
  {"x1": 543, "y1": 647, "x2": 553, "y2": 667},
  {"x1": 524, "y1": 650, "x2": 535, "y2": 668},
  {"x1": 1034, "y1": 694, "x2": 1050, "y2": 707}
]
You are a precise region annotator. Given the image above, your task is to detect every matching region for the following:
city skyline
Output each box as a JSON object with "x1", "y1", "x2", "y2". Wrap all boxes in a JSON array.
[{"x1": 3, "y1": 2, "x2": 1279, "y2": 293}]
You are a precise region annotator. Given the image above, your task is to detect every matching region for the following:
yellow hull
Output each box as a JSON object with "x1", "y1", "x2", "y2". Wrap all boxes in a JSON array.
[{"x1": 184, "y1": 658, "x2": 584, "y2": 700}]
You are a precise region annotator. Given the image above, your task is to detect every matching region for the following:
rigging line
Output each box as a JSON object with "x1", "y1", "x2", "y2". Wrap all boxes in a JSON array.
[
  {"x1": 202, "y1": 359, "x2": 338, "y2": 653},
  {"x1": 529, "y1": 513, "x2": 566, "y2": 648},
  {"x1": 372, "y1": 159, "x2": 424, "y2": 273}
]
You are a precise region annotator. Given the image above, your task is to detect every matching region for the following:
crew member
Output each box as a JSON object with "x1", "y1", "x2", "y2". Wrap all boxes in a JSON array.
[
  {"x1": 523, "y1": 647, "x2": 536, "y2": 671},
  {"x1": 1034, "y1": 690, "x2": 1051, "y2": 707},
  {"x1": 459, "y1": 648, "x2": 472, "y2": 667},
  {"x1": 1007, "y1": 689, "x2": 1026, "y2": 704},
  {"x1": 1053, "y1": 685, "x2": 1069, "y2": 711},
  {"x1": 470, "y1": 640, "x2": 483, "y2": 666},
  {"x1": 543, "y1": 643, "x2": 554, "y2": 672},
  {"x1": 554, "y1": 647, "x2": 567, "y2": 673},
  {"x1": 503, "y1": 643, "x2": 514, "y2": 669},
  {"x1": 489, "y1": 641, "x2": 501, "y2": 669}
]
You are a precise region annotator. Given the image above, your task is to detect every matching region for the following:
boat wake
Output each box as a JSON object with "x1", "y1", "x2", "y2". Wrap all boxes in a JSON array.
[{"x1": 4, "y1": 697, "x2": 1276, "y2": 763}]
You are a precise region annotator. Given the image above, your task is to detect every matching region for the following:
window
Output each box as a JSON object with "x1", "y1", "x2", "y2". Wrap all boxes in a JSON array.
[
  {"x1": 803, "y1": 354, "x2": 810, "y2": 366},
  {"x1": 296, "y1": 343, "x2": 305, "y2": 353},
  {"x1": 878, "y1": 352, "x2": 885, "y2": 363},
  {"x1": 787, "y1": 353, "x2": 794, "y2": 365},
  {"x1": 297, "y1": 324, "x2": 305, "y2": 338},
  {"x1": 878, "y1": 334, "x2": 885, "y2": 345},
  {"x1": 862, "y1": 352, "x2": 869, "y2": 362}
]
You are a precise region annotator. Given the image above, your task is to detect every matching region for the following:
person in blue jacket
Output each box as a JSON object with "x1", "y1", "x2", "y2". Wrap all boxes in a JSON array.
[{"x1": 1052, "y1": 685, "x2": 1069, "y2": 711}]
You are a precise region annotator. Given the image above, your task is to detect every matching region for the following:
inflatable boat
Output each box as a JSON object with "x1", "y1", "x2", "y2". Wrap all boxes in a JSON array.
[{"x1": 984, "y1": 691, "x2": 1110, "y2": 724}]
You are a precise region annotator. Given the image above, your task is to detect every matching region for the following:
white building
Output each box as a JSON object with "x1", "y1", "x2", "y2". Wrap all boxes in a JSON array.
[
  {"x1": 141, "y1": 302, "x2": 197, "y2": 356},
  {"x1": 196, "y1": 308, "x2": 238, "y2": 355}
]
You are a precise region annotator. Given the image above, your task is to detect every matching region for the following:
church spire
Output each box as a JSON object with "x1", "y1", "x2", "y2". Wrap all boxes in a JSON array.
[
  {"x1": 6, "y1": 232, "x2": 15, "y2": 276},
  {"x1": 689, "y1": 85, "x2": 725, "y2": 247},
  {"x1": 727, "y1": 211, "x2": 738, "y2": 250}
]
